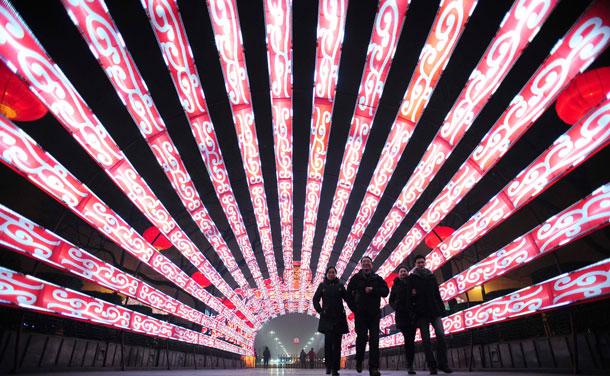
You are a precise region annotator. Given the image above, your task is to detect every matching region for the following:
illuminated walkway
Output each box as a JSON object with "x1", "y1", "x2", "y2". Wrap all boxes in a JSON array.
[{"x1": 25, "y1": 370, "x2": 585, "y2": 376}]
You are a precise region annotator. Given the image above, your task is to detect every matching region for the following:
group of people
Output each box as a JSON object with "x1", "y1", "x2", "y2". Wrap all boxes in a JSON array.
[
  {"x1": 312, "y1": 255, "x2": 452, "y2": 376},
  {"x1": 300, "y1": 348, "x2": 318, "y2": 368}
]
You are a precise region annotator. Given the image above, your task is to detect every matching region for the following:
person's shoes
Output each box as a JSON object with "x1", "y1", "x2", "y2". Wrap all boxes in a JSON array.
[
  {"x1": 430, "y1": 369, "x2": 438, "y2": 375},
  {"x1": 370, "y1": 369, "x2": 381, "y2": 376},
  {"x1": 356, "y1": 361, "x2": 363, "y2": 373},
  {"x1": 407, "y1": 365, "x2": 416, "y2": 374},
  {"x1": 332, "y1": 371, "x2": 340, "y2": 376},
  {"x1": 439, "y1": 366, "x2": 453, "y2": 373},
  {"x1": 326, "y1": 367, "x2": 331, "y2": 374}
]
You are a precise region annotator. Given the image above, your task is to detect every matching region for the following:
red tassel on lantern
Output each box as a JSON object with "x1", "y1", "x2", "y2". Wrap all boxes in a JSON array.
[
  {"x1": 556, "y1": 67, "x2": 610, "y2": 125},
  {"x1": 0, "y1": 60, "x2": 47, "y2": 121}
]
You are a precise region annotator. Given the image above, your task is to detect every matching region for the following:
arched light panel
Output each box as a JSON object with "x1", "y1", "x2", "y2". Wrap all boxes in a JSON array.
[
  {"x1": 298, "y1": 0, "x2": 349, "y2": 313},
  {"x1": 0, "y1": 204, "x2": 253, "y2": 347},
  {"x1": 0, "y1": 116, "x2": 255, "y2": 334},
  {"x1": 206, "y1": 0, "x2": 285, "y2": 315},
  {"x1": 0, "y1": 266, "x2": 249, "y2": 355},
  {"x1": 0, "y1": 0, "x2": 608, "y2": 359},
  {"x1": 307, "y1": 0, "x2": 411, "y2": 314},
  {"x1": 264, "y1": 0, "x2": 295, "y2": 311},
  {"x1": 343, "y1": 0, "x2": 558, "y2": 281},
  {"x1": 61, "y1": 0, "x2": 264, "y2": 323},
  {"x1": 0, "y1": 1, "x2": 259, "y2": 328}
]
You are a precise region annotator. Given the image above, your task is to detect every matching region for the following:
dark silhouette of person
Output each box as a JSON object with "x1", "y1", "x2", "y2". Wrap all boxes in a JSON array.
[
  {"x1": 300, "y1": 349, "x2": 307, "y2": 368},
  {"x1": 389, "y1": 265, "x2": 416, "y2": 374},
  {"x1": 313, "y1": 266, "x2": 349, "y2": 375},
  {"x1": 308, "y1": 347, "x2": 316, "y2": 368},
  {"x1": 263, "y1": 346, "x2": 271, "y2": 369},
  {"x1": 411, "y1": 254, "x2": 452, "y2": 374},
  {"x1": 347, "y1": 255, "x2": 389, "y2": 376}
]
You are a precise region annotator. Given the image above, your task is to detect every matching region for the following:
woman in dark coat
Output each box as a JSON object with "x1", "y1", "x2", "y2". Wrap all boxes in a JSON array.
[
  {"x1": 313, "y1": 266, "x2": 349, "y2": 376},
  {"x1": 389, "y1": 265, "x2": 417, "y2": 374}
]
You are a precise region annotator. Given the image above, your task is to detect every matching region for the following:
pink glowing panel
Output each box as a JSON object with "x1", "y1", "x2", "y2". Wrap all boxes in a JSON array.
[
  {"x1": 375, "y1": 1, "x2": 610, "y2": 277},
  {"x1": 314, "y1": 0, "x2": 348, "y2": 101},
  {"x1": 64, "y1": 0, "x2": 260, "y2": 322},
  {"x1": 338, "y1": 0, "x2": 481, "y2": 281},
  {"x1": 0, "y1": 119, "x2": 254, "y2": 333},
  {"x1": 0, "y1": 2, "x2": 257, "y2": 326},
  {"x1": 440, "y1": 184, "x2": 610, "y2": 301},
  {"x1": 434, "y1": 99, "x2": 610, "y2": 270},
  {"x1": 207, "y1": 0, "x2": 284, "y2": 315},
  {"x1": 142, "y1": 1, "x2": 271, "y2": 319},
  {"x1": 265, "y1": 0, "x2": 292, "y2": 99},
  {"x1": 0, "y1": 268, "x2": 249, "y2": 354},
  {"x1": 0, "y1": 206, "x2": 249, "y2": 344},
  {"x1": 308, "y1": 0, "x2": 409, "y2": 309}
]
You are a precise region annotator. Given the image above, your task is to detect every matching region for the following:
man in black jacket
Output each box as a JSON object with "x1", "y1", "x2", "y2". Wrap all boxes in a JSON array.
[
  {"x1": 347, "y1": 256, "x2": 389, "y2": 376},
  {"x1": 411, "y1": 254, "x2": 452, "y2": 374}
]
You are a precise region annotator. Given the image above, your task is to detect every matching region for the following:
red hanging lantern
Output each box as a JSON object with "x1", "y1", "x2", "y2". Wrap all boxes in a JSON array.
[
  {"x1": 293, "y1": 337, "x2": 299, "y2": 344},
  {"x1": 222, "y1": 297, "x2": 236, "y2": 310},
  {"x1": 347, "y1": 312, "x2": 355, "y2": 321},
  {"x1": 424, "y1": 226, "x2": 454, "y2": 249},
  {"x1": 0, "y1": 60, "x2": 48, "y2": 121},
  {"x1": 192, "y1": 271, "x2": 211, "y2": 288},
  {"x1": 556, "y1": 67, "x2": 610, "y2": 125},
  {"x1": 142, "y1": 226, "x2": 172, "y2": 250},
  {"x1": 384, "y1": 273, "x2": 399, "y2": 287}
]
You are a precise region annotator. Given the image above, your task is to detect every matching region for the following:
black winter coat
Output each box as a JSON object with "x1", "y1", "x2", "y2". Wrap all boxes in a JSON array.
[
  {"x1": 410, "y1": 270, "x2": 445, "y2": 319},
  {"x1": 312, "y1": 277, "x2": 349, "y2": 334},
  {"x1": 389, "y1": 277, "x2": 415, "y2": 331},
  {"x1": 347, "y1": 270, "x2": 389, "y2": 317}
]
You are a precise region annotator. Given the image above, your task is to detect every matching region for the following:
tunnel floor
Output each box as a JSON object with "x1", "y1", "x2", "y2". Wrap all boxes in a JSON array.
[{"x1": 25, "y1": 370, "x2": 586, "y2": 375}]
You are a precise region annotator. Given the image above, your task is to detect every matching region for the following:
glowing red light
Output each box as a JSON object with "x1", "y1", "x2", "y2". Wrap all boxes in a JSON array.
[
  {"x1": 0, "y1": 60, "x2": 47, "y2": 121},
  {"x1": 424, "y1": 226, "x2": 454, "y2": 249},
  {"x1": 192, "y1": 271, "x2": 211, "y2": 288},
  {"x1": 556, "y1": 67, "x2": 610, "y2": 125},
  {"x1": 142, "y1": 226, "x2": 172, "y2": 251}
]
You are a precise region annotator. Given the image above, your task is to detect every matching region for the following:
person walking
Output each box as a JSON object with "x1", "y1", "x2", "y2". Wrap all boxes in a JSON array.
[
  {"x1": 313, "y1": 266, "x2": 350, "y2": 375},
  {"x1": 389, "y1": 265, "x2": 417, "y2": 374},
  {"x1": 263, "y1": 346, "x2": 271, "y2": 369},
  {"x1": 300, "y1": 349, "x2": 307, "y2": 368},
  {"x1": 308, "y1": 347, "x2": 316, "y2": 368},
  {"x1": 411, "y1": 254, "x2": 452, "y2": 374},
  {"x1": 347, "y1": 256, "x2": 389, "y2": 376}
]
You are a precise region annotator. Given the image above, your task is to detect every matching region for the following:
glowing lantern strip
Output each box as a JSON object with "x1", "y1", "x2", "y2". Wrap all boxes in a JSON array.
[
  {"x1": 61, "y1": 0, "x2": 257, "y2": 314},
  {"x1": 297, "y1": 0, "x2": 348, "y2": 313},
  {"x1": 370, "y1": 97, "x2": 610, "y2": 336},
  {"x1": 372, "y1": 180, "x2": 610, "y2": 336},
  {"x1": 0, "y1": 267, "x2": 250, "y2": 355},
  {"x1": 439, "y1": 183, "x2": 610, "y2": 302},
  {"x1": 306, "y1": 0, "x2": 411, "y2": 314},
  {"x1": 341, "y1": 256, "x2": 610, "y2": 355},
  {"x1": 0, "y1": 117, "x2": 253, "y2": 335},
  {"x1": 375, "y1": 0, "x2": 610, "y2": 279},
  {"x1": 0, "y1": 2, "x2": 259, "y2": 328},
  {"x1": 344, "y1": 0, "x2": 560, "y2": 282},
  {"x1": 264, "y1": 0, "x2": 295, "y2": 312},
  {"x1": 206, "y1": 0, "x2": 284, "y2": 315},
  {"x1": 334, "y1": 0, "x2": 482, "y2": 280},
  {"x1": 139, "y1": 0, "x2": 272, "y2": 320},
  {"x1": 342, "y1": 1, "x2": 610, "y2": 341},
  {"x1": 0, "y1": 205, "x2": 253, "y2": 347}
]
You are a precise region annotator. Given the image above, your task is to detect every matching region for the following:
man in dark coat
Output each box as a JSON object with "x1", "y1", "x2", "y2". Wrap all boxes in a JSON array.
[
  {"x1": 308, "y1": 348, "x2": 316, "y2": 368},
  {"x1": 263, "y1": 346, "x2": 271, "y2": 369},
  {"x1": 410, "y1": 254, "x2": 452, "y2": 374},
  {"x1": 313, "y1": 266, "x2": 349, "y2": 375},
  {"x1": 347, "y1": 256, "x2": 389, "y2": 376},
  {"x1": 300, "y1": 349, "x2": 307, "y2": 368},
  {"x1": 389, "y1": 265, "x2": 416, "y2": 374}
]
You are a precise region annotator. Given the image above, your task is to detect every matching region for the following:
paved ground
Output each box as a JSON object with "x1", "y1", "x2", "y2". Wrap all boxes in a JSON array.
[{"x1": 24, "y1": 369, "x2": 587, "y2": 376}]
